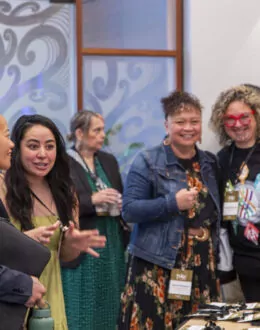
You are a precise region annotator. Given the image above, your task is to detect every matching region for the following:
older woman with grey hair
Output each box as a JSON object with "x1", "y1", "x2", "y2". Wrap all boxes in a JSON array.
[
  {"x1": 210, "y1": 84, "x2": 260, "y2": 302},
  {"x1": 61, "y1": 110, "x2": 127, "y2": 330}
]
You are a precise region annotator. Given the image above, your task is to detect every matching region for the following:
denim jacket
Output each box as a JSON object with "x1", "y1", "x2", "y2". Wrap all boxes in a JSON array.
[{"x1": 122, "y1": 143, "x2": 221, "y2": 269}]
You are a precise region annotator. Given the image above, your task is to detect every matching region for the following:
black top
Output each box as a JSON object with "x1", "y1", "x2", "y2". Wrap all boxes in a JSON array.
[
  {"x1": 218, "y1": 143, "x2": 260, "y2": 276},
  {"x1": 0, "y1": 199, "x2": 9, "y2": 219},
  {"x1": 222, "y1": 144, "x2": 260, "y2": 185},
  {"x1": 68, "y1": 149, "x2": 123, "y2": 230},
  {"x1": 178, "y1": 154, "x2": 217, "y2": 229}
]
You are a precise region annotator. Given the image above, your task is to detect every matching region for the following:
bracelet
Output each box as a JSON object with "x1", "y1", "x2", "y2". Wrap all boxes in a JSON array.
[
  {"x1": 60, "y1": 224, "x2": 69, "y2": 233},
  {"x1": 195, "y1": 227, "x2": 209, "y2": 242}
]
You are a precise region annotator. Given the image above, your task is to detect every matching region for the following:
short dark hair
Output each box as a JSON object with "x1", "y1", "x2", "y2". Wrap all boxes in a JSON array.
[
  {"x1": 161, "y1": 90, "x2": 203, "y2": 119},
  {"x1": 5, "y1": 114, "x2": 77, "y2": 230}
]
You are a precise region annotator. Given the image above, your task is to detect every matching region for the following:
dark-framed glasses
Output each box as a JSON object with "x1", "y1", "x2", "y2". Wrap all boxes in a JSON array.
[{"x1": 223, "y1": 110, "x2": 255, "y2": 128}]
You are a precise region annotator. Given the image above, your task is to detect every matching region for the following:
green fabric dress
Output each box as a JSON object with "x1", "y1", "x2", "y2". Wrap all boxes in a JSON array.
[
  {"x1": 11, "y1": 215, "x2": 68, "y2": 330},
  {"x1": 61, "y1": 159, "x2": 126, "y2": 330}
]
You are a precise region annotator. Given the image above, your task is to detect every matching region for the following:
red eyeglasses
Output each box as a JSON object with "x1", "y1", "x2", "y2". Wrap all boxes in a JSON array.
[{"x1": 223, "y1": 110, "x2": 255, "y2": 128}]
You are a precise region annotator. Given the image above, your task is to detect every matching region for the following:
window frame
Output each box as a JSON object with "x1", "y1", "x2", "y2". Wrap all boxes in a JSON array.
[{"x1": 75, "y1": 0, "x2": 183, "y2": 110}]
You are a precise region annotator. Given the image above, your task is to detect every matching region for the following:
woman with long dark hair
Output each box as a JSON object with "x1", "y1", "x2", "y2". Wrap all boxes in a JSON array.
[{"x1": 3, "y1": 114, "x2": 106, "y2": 330}]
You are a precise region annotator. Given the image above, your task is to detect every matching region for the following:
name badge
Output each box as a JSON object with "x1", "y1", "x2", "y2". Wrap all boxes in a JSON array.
[
  {"x1": 223, "y1": 190, "x2": 239, "y2": 221},
  {"x1": 168, "y1": 269, "x2": 193, "y2": 301}
]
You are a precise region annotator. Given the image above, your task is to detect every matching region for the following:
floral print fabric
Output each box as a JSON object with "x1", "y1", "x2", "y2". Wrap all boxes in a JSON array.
[
  {"x1": 186, "y1": 161, "x2": 208, "y2": 219},
  {"x1": 118, "y1": 234, "x2": 220, "y2": 330},
  {"x1": 179, "y1": 155, "x2": 218, "y2": 229}
]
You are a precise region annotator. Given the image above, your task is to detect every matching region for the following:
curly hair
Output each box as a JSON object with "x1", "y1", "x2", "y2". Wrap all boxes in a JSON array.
[
  {"x1": 210, "y1": 85, "x2": 260, "y2": 146},
  {"x1": 161, "y1": 90, "x2": 203, "y2": 119},
  {"x1": 5, "y1": 114, "x2": 77, "y2": 230}
]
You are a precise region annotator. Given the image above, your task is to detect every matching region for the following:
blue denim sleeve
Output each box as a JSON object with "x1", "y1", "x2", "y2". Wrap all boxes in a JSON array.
[
  {"x1": 0, "y1": 265, "x2": 32, "y2": 304},
  {"x1": 122, "y1": 152, "x2": 178, "y2": 223}
]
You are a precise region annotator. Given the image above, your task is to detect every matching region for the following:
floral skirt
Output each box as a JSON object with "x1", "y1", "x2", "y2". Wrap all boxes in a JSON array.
[{"x1": 118, "y1": 235, "x2": 220, "y2": 330}]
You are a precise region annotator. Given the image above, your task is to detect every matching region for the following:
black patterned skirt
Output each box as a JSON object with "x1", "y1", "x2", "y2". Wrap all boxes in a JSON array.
[{"x1": 118, "y1": 235, "x2": 220, "y2": 330}]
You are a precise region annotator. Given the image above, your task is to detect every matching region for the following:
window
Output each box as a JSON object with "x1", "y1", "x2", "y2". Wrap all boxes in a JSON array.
[{"x1": 75, "y1": 0, "x2": 183, "y2": 176}]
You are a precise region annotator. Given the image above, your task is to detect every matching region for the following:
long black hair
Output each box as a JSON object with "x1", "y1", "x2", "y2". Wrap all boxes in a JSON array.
[{"x1": 5, "y1": 114, "x2": 77, "y2": 231}]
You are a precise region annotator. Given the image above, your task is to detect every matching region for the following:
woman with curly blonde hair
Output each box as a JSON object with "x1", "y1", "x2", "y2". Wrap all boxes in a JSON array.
[{"x1": 210, "y1": 84, "x2": 260, "y2": 302}]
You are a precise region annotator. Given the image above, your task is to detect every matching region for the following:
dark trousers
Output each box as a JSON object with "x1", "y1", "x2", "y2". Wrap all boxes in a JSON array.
[{"x1": 239, "y1": 275, "x2": 260, "y2": 302}]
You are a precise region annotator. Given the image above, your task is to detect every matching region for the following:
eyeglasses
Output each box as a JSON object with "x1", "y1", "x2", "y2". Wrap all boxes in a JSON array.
[{"x1": 223, "y1": 110, "x2": 255, "y2": 128}]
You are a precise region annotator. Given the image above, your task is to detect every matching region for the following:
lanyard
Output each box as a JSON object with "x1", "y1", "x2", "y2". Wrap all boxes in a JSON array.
[
  {"x1": 228, "y1": 141, "x2": 259, "y2": 184},
  {"x1": 73, "y1": 148, "x2": 107, "y2": 191},
  {"x1": 81, "y1": 158, "x2": 99, "y2": 183},
  {"x1": 30, "y1": 190, "x2": 57, "y2": 217},
  {"x1": 30, "y1": 190, "x2": 68, "y2": 257}
]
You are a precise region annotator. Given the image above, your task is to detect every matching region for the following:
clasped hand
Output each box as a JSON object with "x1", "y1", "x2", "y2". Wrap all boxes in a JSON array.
[
  {"x1": 176, "y1": 187, "x2": 198, "y2": 211},
  {"x1": 25, "y1": 276, "x2": 46, "y2": 308},
  {"x1": 91, "y1": 188, "x2": 122, "y2": 209}
]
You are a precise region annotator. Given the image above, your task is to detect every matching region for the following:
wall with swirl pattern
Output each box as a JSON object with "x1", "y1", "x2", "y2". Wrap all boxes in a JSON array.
[
  {"x1": 0, "y1": 0, "x2": 175, "y2": 180},
  {"x1": 82, "y1": 1, "x2": 177, "y2": 178},
  {"x1": 0, "y1": 0, "x2": 75, "y2": 137}
]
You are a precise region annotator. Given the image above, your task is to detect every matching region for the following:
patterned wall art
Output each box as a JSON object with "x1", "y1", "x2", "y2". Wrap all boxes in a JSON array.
[
  {"x1": 0, "y1": 0, "x2": 177, "y2": 179},
  {"x1": 0, "y1": 0, "x2": 75, "y2": 136},
  {"x1": 82, "y1": 0, "x2": 177, "y2": 178},
  {"x1": 83, "y1": 55, "x2": 175, "y2": 178}
]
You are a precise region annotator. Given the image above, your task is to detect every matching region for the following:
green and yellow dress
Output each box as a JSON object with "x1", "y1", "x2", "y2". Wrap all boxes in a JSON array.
[{"x1": 12, "y1": 216, "x2": 68, "y2": 330}]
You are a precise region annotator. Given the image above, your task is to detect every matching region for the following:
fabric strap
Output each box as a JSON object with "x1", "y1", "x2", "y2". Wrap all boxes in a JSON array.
[{"x1": 30, "y1": 190, "x2": 57, "y2": 217}]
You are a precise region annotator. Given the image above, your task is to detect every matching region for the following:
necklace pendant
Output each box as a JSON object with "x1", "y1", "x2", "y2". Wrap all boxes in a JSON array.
[{"x1": 238, "y1": 163, "x2": 249, "y2": 184}]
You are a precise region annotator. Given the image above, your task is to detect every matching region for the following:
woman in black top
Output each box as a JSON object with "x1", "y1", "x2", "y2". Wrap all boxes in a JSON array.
[
  {"x1": 62, "y1": 110, "x2": 126, "y2": 330},
  {"x1": 210, "y1": 84, "x2": 260, "y2": 302}
]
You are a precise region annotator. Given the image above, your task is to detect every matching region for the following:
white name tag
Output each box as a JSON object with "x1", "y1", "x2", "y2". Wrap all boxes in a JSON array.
[
  {"x1": 223, "y1": 190, "x2": 239, "y2": 221},
  {"x1": 168, "y1": 269, "x2": 193, "y2": 301},
  {"x1": 223, "y1": 201, "x2": 239, "y2": 216},
  {"x1": 168, "y1": 280, "x2": 192, "y2": 295}
]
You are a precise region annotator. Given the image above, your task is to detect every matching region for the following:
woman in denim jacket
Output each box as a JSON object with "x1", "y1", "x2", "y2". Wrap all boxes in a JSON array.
[{"x1": 118, "y1": 91, "x2": 221, "y2": 329}]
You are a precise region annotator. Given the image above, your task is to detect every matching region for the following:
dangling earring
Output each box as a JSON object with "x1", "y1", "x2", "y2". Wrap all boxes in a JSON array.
[
  {"x1": 164, "y1": 134, "x2": 170, "y2": 145},
  {"x1": 198, "y1": 134, "x2": 202, "y2": 144}
]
